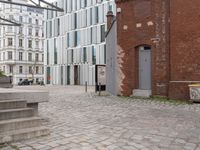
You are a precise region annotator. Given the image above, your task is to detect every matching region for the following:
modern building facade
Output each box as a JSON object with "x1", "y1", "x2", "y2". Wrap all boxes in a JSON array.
[
  {"x1": 44, "y1": 0, "x2": 116, "y2": 85},
  {"x1": 106, "y1": 0, "x2": 200, "y2": 100},
  {"x1": 0, "y1": 0, "x2": 44, "y2": 84}
]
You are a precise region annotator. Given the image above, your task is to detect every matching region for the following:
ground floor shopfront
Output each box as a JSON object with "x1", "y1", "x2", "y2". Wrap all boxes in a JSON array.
[{"x1": 45, "y1": 64, "x2": 96, "y2": 86}]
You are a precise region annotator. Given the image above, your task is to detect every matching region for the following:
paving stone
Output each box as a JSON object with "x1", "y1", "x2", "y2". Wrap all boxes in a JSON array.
[{"x1": 2, "y1": 85, "x2": 200, "y2": 150}]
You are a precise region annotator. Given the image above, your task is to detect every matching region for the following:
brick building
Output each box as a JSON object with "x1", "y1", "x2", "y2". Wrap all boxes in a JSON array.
[{"x1": 106, "y1": 0, "x2": 200, "y2": 100}]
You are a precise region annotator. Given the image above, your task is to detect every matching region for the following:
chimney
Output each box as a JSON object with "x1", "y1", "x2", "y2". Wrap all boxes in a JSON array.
[{"x1": 106, "y1": 11, "x2": 114, "y2": 30}]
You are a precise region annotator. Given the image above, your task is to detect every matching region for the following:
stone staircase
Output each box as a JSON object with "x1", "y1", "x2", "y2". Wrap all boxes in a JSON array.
[{"x1": 0, "y1": 99, "x2": 50, "y2": 143}]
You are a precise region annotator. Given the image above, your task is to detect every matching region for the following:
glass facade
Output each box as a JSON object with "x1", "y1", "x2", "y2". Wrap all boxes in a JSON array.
[{"x1": 44, "y1": 0, "x2": 115, "y2": 85}]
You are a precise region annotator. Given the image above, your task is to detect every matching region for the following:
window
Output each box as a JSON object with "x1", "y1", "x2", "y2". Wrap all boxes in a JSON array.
[
  {"x1": 8, "y1": 26, "x2": 12, "y2": 32},
  {"x1": 19, "y1": 27, "x2": 23, "y2": 34},
  {"x1": 9, "y1": 15, "x2": 13, "y2": 20},
  {"x1": 8, "y1": 38, "x2": 13, "y2": 46},
  {"x1": 19, "y1": 16, "x2": 23, "y2": 22},
  {"x1": 74, "y1": 13, "x2": 77, "y2": 29},
  {"x1": 19, "y1": 66, "x2": 23, "y2": 74},
  {"x1": 67, "y1": 33, "x2": 70, "y2": 48},
  {"x1": 42, "y1": 54, "x2": 44, "y2": 62},
  {"x1": 35, "y1": 41, "x2": 39, "y2": 49},
  {"x1": 29, "y1": 18, "x2": 32, "y2": 24},
  {"x1": 84, "y1": 0, "x2": 87, "y2": 7},
  {"x1": 36, "y1": 66, "x2": 39, "y2": 74},
  {"x1": 29, "y1": 66, "x2": 32, "y2": 74},
  {"x1": 57, "y1": 18, "x2": 60, "y2": 36},
  {"x1": 67, "y1": 66, "x2": 70, "y2": 84},
  {"x1": 95, "y1": 6, "x2": 99, "y2": 24},
  {"x1": 54, "y1": 38, "x2": 57, "y2": 64},
  {"x1": 28, "y1": 53, "x2": 32, "y2": 61},
  {"x1": 35, "y1": 53, "x2": 39, "y2": 61},
  {"x1": 35, "y1": 29, "x2": 39, "y2": 36},
  {"x1": 83, "y1": 47, "x2": 87, "y2": 63},
  {"x1": 47, "y1": 40, "x2": 49, "y2": 65},
  {"x1": 28, "y1": 40, "x2": 32, "y2": 48},
  {"x1": 9, "y1": 65, "x2": 13, "y2": 73},
  {"x1": 101, "y1": 25, "x2": 105, "y2": 42},
  {"x1": 28, "y1": 28, "x2": 32, "y2": 35},
  {"x1": 19, "y1": 52, "x2": 23, "y2": 61},
  {"x1": 92, "y1": 46, "x2": 96, "y2": 64},
  {"x1": 35, "y1": 19, "x2": 38, "y2": 25},
  {"x1": 8, "y1": 51, "x2": 12, "y2": 60},
  {"x1": 19, "y1": 39, "x2": 23, "y2": 47},
  {"x1": 74, "y1": 31, "x2": 78, "y2": 47},
  {"x1": 71, "y1": 49, "x2": 74, "y2": 63},
  {"x1": 3, "y1": 52, "x2": 5, "y2": 60}
]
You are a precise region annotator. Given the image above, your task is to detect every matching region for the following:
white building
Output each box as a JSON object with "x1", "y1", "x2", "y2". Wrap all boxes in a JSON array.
[
  {"x1": 0, "y1": 0, "x2": 44, "y2": 84},
  {"x1": 44, "y1": 0, "x2": 115, "y2": 85}
]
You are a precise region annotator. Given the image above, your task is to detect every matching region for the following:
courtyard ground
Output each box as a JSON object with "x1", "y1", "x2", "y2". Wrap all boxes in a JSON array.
[{"x1": 1, "y1": 85, "x2": 200, "y2": 150}]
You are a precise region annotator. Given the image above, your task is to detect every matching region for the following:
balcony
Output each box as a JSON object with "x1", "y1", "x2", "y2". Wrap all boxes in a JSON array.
[{"x1": 2, "y1": 59, "x2": 16, "y2": 65}]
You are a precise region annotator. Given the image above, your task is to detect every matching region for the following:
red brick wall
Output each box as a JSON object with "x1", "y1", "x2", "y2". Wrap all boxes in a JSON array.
[
  {"x1": 169, "y1": 0, "x2": 200, "y2": 100},
  {"x1": 116, "y1": 0, "x2": 170, "y2": 96},
  {"x1": 115, "y1": 0, "x2": 200, "y2": 100}
]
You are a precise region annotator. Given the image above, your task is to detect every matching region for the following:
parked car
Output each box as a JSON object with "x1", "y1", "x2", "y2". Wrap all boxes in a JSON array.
[
  {"x1": 38, "y1": 80, "x2": 44, "y2": 86},
  {"x1": 18, "y1": 79, "x2": 33, "y2": 85}
]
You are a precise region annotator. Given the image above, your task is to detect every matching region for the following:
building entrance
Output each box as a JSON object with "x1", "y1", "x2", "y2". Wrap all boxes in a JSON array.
[
  {"x1": 74, "y1": 65, "x2": 80, "y2": 85},
  {"x1": 139, "y1": 46, "x2": 151, "y2": 90}
]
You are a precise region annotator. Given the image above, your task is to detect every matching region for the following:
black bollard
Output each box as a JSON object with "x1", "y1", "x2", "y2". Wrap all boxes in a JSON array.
[{"x1": 85, "y1": 81, "x2": 87, "y2": 93}]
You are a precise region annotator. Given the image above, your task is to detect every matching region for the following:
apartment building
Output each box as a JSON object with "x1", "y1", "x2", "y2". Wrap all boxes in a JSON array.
[
  {"x1": 0, "y1": 0, "x2": 44, "y2": 84},
  {"x1": 44, "y1": 0, "x2": 116, "y2": 85}
]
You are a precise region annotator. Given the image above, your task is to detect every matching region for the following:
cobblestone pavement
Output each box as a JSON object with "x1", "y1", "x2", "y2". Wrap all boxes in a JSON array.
[{"x1": 2, "y1": 85, "x2": 200, "y2": 150}]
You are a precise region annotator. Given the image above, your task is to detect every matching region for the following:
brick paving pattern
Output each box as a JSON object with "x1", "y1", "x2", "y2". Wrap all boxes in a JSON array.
[{"x1": 1, "y1": 86, "x2": 200, "y2": 150}]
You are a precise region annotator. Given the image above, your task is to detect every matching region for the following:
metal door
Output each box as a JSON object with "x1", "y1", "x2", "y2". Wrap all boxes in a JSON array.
[
  {"x1": 139, "y1": 47, "x2": 151, "y2": 90},
  {"x1": 74, "y1": 65, "x2": 80, "y2": 85}
]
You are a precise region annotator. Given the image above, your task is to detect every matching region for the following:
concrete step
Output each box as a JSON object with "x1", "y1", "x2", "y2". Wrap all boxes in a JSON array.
[
  {"x1": 0, "y1": 126, "x2": 50, "y2": 143},
  {"x1": 0, "y1": 99, "x2": 24, "y2": 101},
  {"x1": 0, "y1": 100, "x2": 27, "y2": 110},
  {"x1": 132, "y1": 89, "x2": 152, "y2": 98},
  {"x1": 0, "y1": 108, "x2": 34, "y2": 121},
  {"x1": 0, "y1": 117, "x2": 42, "y2": 132}
]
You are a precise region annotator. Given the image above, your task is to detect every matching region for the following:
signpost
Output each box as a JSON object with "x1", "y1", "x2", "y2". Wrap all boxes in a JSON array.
[{"x1": 95, "y1": 65, "x2": 106, "y2": 92}]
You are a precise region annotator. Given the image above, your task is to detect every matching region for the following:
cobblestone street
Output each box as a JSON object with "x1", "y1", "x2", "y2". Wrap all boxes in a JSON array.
[{"x1": 2, "y1": 86, "x2": 200, "y2": 150}]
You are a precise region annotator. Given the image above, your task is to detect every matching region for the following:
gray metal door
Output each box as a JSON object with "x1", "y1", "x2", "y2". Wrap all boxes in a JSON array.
[{"x1": 139, "y1": 47, "x2": 151, "y2": 90}]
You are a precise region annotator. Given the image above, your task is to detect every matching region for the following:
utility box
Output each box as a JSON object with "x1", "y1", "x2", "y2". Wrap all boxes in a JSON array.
[{"x1": 189, "y1": 84, "x2": 200, "y2": 102}]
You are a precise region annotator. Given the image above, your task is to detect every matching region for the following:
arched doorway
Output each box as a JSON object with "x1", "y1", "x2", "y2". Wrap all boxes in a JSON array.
[{"x1": 138, "y1": 46, "x2": 151, "y2": 90}]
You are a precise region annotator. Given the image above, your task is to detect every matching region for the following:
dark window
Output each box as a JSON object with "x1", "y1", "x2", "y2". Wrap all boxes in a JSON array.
[
  {"x1": 54, "y1": 39, "x2": 57, "y2": 64},
  {"x1": 29, "y1": 66, "x2": 32, "y2": 74},
  {"x1": 8, "y1": 51, "x2": 12, "y2": 60},
  {"x1": 100, "y1": 25, "x2": 105, "y2": 42},
  {"x1": 35, "y1": 53, "x2": 39, "y2": 62},
  {"x1": 19, "y1": 52, "x2": 23, "y2": 61},
  {"x1": 92, "y1": 46, "x2": 96, "y2": 65},
  {"x1": 8, "y1": 38, "x2": 12, "y2": 46},
  {"x1": 36, "y1": 66, "x2": 39, "y2": 74},
  {"x1": 19, "y1": 66, "x2": 23, "y2": 74},
  {"x1": 19, "y1": 39, "x2": 23, "y2": 47},
  {"x1": 67, "y1": 66, "x2": 70, "y2": 85},
  {"x1": 28, "y1": 40, "x2": 32, "y2": 48},
  {"x1": 83, "y1": 47, "x2": 87, "y2": 63},
  {"x1": 28, "y1": 53, "x2": 32, "y2": 61}
]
